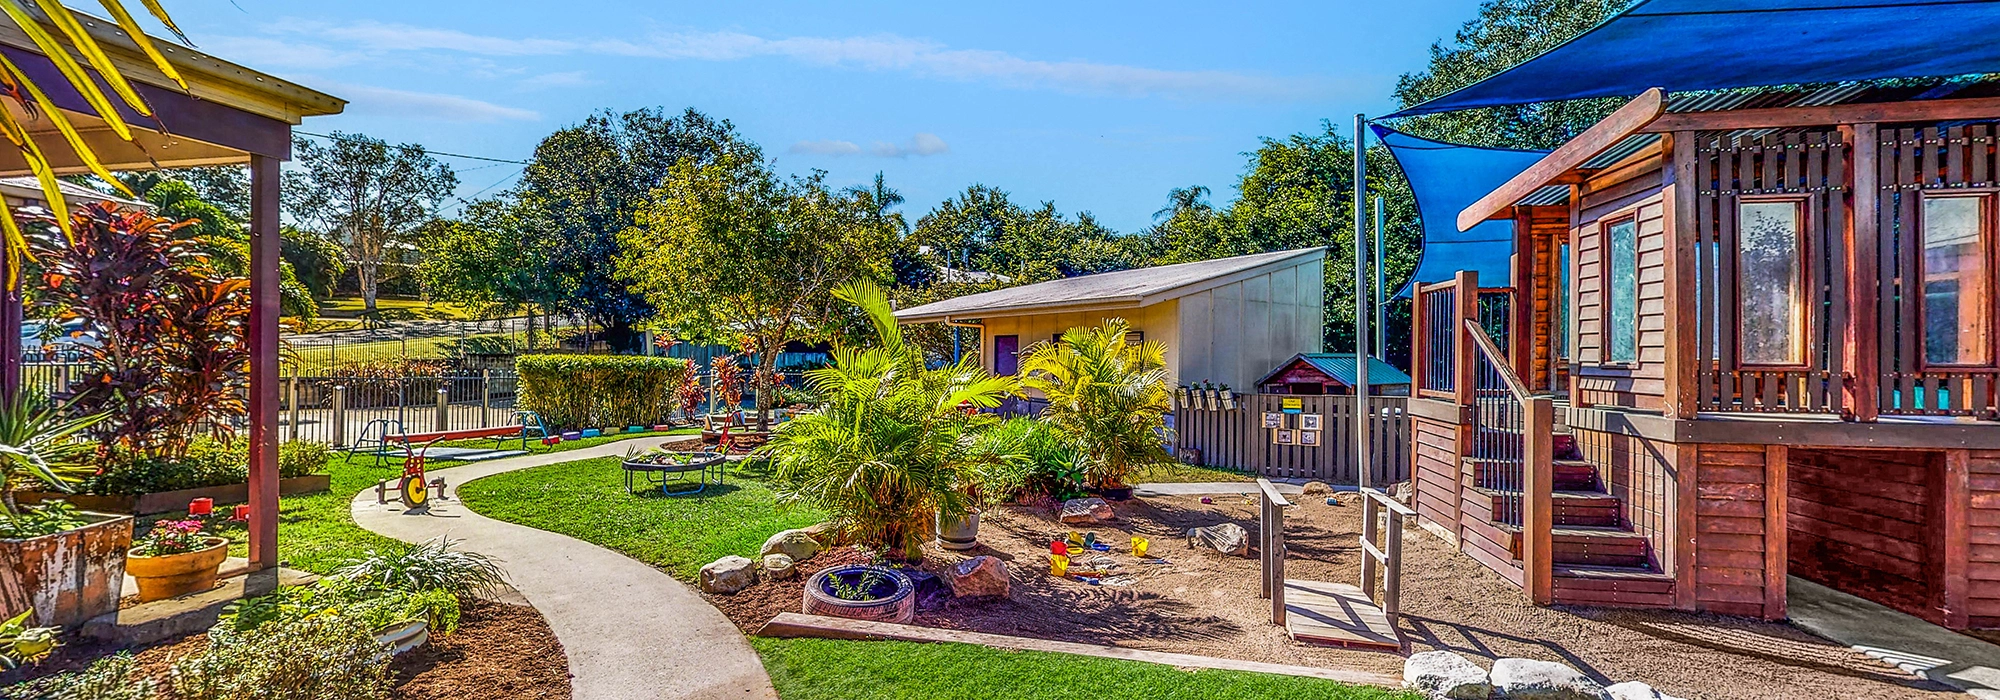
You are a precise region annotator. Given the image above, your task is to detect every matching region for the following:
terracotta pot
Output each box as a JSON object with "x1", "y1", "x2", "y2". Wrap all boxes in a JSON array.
[{"x1": 125, "y1": 537, "x2": 228, "y2": 602}]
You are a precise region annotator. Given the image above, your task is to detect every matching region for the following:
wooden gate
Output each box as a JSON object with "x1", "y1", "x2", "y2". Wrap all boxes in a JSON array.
[{"x1": 1172, "y1": 394, "x2": 1409, "y2": 484}]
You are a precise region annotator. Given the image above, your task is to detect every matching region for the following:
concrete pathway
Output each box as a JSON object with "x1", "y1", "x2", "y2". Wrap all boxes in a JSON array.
[
  {"x1": 350, "y1": 440, "x2": 778, "y2": 700},
  {"x1": 1789, "y1": 576, "x2": 2000, "y2": 699},
  {"x1": 1134, "y1": 481, "x2": 1310, "y2": 497}
]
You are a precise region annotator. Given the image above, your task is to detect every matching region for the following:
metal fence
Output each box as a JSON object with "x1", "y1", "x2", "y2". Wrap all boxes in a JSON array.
[{"x1": 1173, "y1": 393, "x2": 1410, "y2": 485}]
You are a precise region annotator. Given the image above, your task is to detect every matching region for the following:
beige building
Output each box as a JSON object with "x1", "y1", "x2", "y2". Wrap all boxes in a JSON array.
[{"x1": 892, "y1": 248, "x2": 1326, "y2": 390}]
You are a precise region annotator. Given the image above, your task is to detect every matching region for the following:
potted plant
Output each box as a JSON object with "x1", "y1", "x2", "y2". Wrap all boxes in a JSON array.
[
  {"x1": 1019, "y1": 320, "x2": 1174, "y2": 502},
  {"x1": 126, "y1": 518, "x2": 228, "y2": 602},
  {"x1": 802, "y1": 564, "x2": 916, "y2": 623},
  {"x1": 1174, "y1": 386, "x2": 1189, "y2": 410},
  {"x1": 0, "y1": 397, "x2": 120, "y2": 629},
  {"x1": 1219, "y1": 384, "x2": 1237, "y2": 410}
]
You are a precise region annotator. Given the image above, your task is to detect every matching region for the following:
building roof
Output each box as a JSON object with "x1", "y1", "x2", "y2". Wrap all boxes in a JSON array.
[
  {"x1": 893, "y1": 248, "x2": 1326, "y2": 324},
  {"x1": 1257, "y1": 353, "x2": 1413, "y2": 388}
]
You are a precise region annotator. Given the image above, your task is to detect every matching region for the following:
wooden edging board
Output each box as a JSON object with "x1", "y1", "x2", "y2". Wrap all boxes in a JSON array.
[{"x1": 755, "y1": 612, "x2": 1402, "y2": 688}]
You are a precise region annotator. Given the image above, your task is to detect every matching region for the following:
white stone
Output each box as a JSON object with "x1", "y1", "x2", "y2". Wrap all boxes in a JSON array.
[
  {"x1": 1605, "y1": 681, "x2": 1685, "y2": 700},
  {"x1": 1403, "y1": 650, "x2": 1493, "y2": 700},
  {"x1": 946, "y1": 555, "x2": 1010, "y2": 598},
  {"x1": 1059, "y1": 498, "x2": 1114, "y2": 524},
  {"x1": 761, "y1": 529, "x2": 822, "y2": 562},
  {"x1": 763, "y1": 553, "x2": 797, "y2": 580},
  {"x1": 700, "y1": 555, "x2": 759, "y2": 594},
  {"x1": 1491, "y1": 658, "x2": 1612, "y2": 700},
  {"x1": 1186, "y1": 522, "x2": 1251, "y2": 557}
]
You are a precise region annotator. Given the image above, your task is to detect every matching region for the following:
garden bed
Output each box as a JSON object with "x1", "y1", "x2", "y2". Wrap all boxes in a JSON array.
[
  {"x1": 17, "y1": 475, "x2": 332, "y2": 515},
  {"x1": 712, "y1": 492, "x2": 1959, "y2": 700}
]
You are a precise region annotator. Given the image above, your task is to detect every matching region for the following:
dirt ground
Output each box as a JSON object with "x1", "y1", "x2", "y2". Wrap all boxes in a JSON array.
[
  {"x1": 715, "y1": 492, "x2": 1960, "y2": 700},
  {"x1": 1, "y1": 599, "x2": 570, "y2": 698}
]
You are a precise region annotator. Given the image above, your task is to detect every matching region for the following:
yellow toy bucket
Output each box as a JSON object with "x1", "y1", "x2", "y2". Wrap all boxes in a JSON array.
[{"x1": 1051, "y1": 554, "x2": 1069, "y2": 577}]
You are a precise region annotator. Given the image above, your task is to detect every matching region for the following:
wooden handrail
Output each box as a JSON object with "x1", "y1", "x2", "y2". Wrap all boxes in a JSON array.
[{"x1": 1463, "y1": 318, "x2": 1534, "y2": 403}]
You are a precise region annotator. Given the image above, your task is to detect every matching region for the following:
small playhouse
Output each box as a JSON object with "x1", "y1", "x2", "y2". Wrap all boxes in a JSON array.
[{"x1": 1256, "y1": 353, "x2": 1411, "y2": 396}]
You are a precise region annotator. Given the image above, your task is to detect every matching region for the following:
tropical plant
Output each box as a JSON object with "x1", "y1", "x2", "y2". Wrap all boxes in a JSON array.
[
  {"x1": 1018, "y1": 319, "x2": 1174, "y2": 490},
  {"x1": 0, "y1": 652, "x2": 155, "y2": 700},
  {"x1": 760, "y1": 281, "x2": 1023, "y2": 560},
  {"x1": 30, "y1": 204, "x2": 250, "y2": 459},
  {"x1": 986, "y1": 417, "x2": 1085, "y2": 502},
  {"x1": 332, "y1": 536, "x2": 507, "y2": 598},
  {"x1": 709, "y1": 354, "x2": 744, "y2": 415},
  {"x1": 674, "y1": 363, "x2": 705, "y2": 420},
  {"x1": 0, "y1": 609, "x2": 57, "y2": 669},
  {"x1": 0, "y1": 393, "x2": 106, "y2": 519},
  {"x1": 82, "y1": 437, "x2": 245, "y2": 496}
]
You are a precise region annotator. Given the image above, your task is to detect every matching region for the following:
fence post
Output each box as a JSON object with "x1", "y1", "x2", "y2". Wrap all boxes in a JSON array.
[
  {"x1": 331, "y1": 385, "x2": 347, "y2": 447},
  {"x1": 481, "y1": 370, "x2": 492, "y2": 428},
  {"x1": 286, "y1": 376, "x2": 300, "y2": 442},
  {"x1": 1453, "y1": 270, "x2": 1479, "y2": 407},
  {"x1": 435, "y1": 387, "x2": 450, "y2": 432},
  {"x1": 1523, "y1": 394, "x2": 1555, "y2": 606}
]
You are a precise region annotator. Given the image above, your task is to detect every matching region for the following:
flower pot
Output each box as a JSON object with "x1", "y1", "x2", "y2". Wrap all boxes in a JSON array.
[
  {"x1": 125, "y1": 537, "x2": 228, "y2": 603},
  {"x1": 936, "y1": 511, "x2": 979, "y2": 551},
  {"x1": 803, "y1": 565, "x2": 915, "y2": 624},
  {"x1": 0, "y1": 513, "x2": 132, "y2": 628}
]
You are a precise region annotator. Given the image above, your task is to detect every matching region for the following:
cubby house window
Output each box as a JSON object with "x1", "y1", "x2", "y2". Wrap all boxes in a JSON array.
[
  {"x1": 1921, "y1": 194, "x2": 1993, "y2": 366},
  {"x1": 1605, "y1": 217, "x2": 1638, "y2": 365},
  {"x1": 1738, "y1": 199, "x2": 1807, "y2": 367}
]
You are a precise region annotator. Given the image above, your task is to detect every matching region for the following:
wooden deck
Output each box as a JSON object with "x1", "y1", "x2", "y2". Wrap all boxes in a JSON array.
[{"x1": 1282, "y1": 580, "x2": 1403, "y2": 652}]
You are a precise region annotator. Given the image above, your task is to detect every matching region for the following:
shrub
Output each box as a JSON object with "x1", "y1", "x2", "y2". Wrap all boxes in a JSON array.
[
  {"x1": 169, "y1": 613, "x2": 390, "y2": 700},
  {"x1": 987, "y1": 417, "x2": 1086, "y2": 502},
  {"x1": 0, "y1": 653, "x2": 155, "y2": 700},
  {"x1": 279, "y1": 441, "x2": 331, "y2": 478},
  {"x1": 516, "y1": 354, "x2": 689, "y2": 429},
  {"x1": 81, "y1": 439, "x2": 246, "y2": 495},
  {"x1": 222, "y1": 578, "x2": 460, "y2": 638},
  {"x1": 333, "y1": 536, "x2": 507, "y2": 598},
  {"x1": 1018, "y1": 319, "x2": 1174, "y2": 489}
]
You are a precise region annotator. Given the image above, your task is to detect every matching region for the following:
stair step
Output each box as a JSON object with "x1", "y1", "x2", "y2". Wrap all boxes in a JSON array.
[
  {"x1": 1553, "y1": 564, "x2": 1676, "y2": 605},
  {"x1": 1552, "y1": 433, "x2": 1583, "y2": 461},
  {"x1": 1466, "y1": 488, "x2": 1623, "y2": 527},
  {"x1": 1464, "y1": 458, "x2": 1600, "y2": 491},
  {"x1": 1550, "y1": 526, "x2": 1651, "y2": 567}
]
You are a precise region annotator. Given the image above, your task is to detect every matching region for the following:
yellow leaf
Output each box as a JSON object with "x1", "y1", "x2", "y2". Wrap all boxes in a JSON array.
[
  {"x1": 0, "y1": 0, "x2": 135, "y2": 141},
  {"x1": 136, "y1": 0, "x2": 185, "y2": 45},
  {"x1": 96, "y1": 0, "x2": 185, "y2": 90},
  {"x1": 0, "y1": 52, "x2": 132, "y2": 197},
  {"x1": 0, "y1": 105, "x2": 75, "y2": 244},
  {"x1": 32, "y1": 0, "x2": 153, "y2": 117}
]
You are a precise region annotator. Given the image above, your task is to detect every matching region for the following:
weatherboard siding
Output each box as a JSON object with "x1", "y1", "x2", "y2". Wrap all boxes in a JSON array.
[{"x1": 982, "y1": 301, "x2": 1181, "y2": 385}]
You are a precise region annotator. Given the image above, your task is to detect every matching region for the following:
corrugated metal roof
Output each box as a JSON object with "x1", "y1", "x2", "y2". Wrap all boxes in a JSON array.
[
  {"x1": 893, "y1": 247, "x2": 1325, "y2": 323},
  {"x1": 1517, "y1": 185, "x2": 1571, "y2": 207},
  {"x1": 1258, "y1": 353, "x2": 1412, "y2": 388}
]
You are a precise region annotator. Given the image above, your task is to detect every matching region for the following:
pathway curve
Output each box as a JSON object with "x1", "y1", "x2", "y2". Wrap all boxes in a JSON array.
[{"x1": 350, "y1": 440, "x2": 778, "y2": 700}]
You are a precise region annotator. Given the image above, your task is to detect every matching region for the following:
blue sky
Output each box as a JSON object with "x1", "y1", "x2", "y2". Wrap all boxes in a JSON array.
[{"x1": 175, "y1": 0, "x2": 1484, "y2": 232}]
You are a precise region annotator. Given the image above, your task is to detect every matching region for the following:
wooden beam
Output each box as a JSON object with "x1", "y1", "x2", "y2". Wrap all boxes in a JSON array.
[
  {"x1": 1843, "y1": 124, "x2": 1881, "y2": 422},
  {"x1": 1663, "y1": 132, "x2": 1699, "y2": 420},
  {"x1": 1944, "y1": 450, "x2": 1971, "y2": 629},
  {"x1": 1763, "y1": 444, "x2": 1788, "y2": 621},
  {"x1": 1459, "y1": 88, "x2": 1665, "y2": 231},
  {"x1": 1643, "y1": 96, "x2": 2000, "y2": 135}
]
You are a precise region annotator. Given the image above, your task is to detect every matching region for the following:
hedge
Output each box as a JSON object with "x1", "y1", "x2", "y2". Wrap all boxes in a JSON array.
[{"x1": 515, "y1": 354, "x2": 691, "y2": 430}]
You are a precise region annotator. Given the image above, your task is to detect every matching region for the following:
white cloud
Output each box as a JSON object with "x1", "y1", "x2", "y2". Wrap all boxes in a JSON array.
[
  {"x1": 325, "y1": 82, "x2": 541, "y2": 123},
  {"x1": 245, "y1": 21, "x2": 1329, "y2": 101},
  {"x1": 516, "y1": 71, "x2": 595, "y2": 91},
  {"x1": 789, "y1": 139, "x2": 862, "y2": 156},
  {"x1": 198, "y1": 35, "x2": 368, "y2": 70}
]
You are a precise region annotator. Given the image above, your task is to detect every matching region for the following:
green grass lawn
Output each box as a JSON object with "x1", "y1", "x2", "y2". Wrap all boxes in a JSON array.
[
  {"x1": 753, "y1": 638, "x2": 1415, "y2": 700},
  {"x1": 1131, "y1": 461, "x2": 1255, "y2": 484},
  {"x1": 457, "y1": 456, "x2": 825, "y2": 581},
  {"x1": 314, "y1": 296, "x2": 476, "y2": 321}
]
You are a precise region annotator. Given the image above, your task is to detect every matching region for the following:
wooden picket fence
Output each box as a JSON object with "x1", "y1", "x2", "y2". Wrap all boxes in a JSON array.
[{"x1": 1172, "y1": 393, "x2": 1410, "y2": 485}]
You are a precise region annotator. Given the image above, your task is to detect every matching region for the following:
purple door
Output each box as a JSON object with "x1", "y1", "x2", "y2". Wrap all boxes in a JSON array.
[{"x1": 994, "y1": 335, "x2": 1019, "y2": 375}]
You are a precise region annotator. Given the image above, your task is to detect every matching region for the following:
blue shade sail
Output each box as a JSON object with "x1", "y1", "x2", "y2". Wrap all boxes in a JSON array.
[
  {"x1": 1387, "y1": 0, "x2": 2000, "y2": 118},
  {"x1": 1374, "y1": 125, "x2": 1548, "y2": 295}
]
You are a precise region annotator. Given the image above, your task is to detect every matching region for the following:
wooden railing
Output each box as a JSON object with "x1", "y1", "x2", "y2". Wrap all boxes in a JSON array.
[
  {"x1": 1880, "y1": 369, "x2": 2000, "y2": 419},
  {"x1": 1257, "y1": 478, "x2": 1291, "y2": 625},
  {"x1": 1413, "y1": 271, "x2": 1478, "y2": 399},
  {"x1": 1359, "y1": 487, "x2": 1414, "y2": 622},
  {"x1": 1695, "y1": 368, "x2": 1848, "y2": 415},
  {"x1": 1463, "y1": 318, "x2": 1554, "y2": 605}
]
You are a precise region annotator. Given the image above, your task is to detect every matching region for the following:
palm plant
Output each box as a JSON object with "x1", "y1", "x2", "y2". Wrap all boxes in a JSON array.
[
  {"x1": 1018, "y1": 320, "x2": 1174, "y2": 491},
  {"x1": 759, "y1": 280, "x2": 1022, "y2": 561},
  {"x1": 0, "y1": 393, "x2": 107, "y2": 519}
]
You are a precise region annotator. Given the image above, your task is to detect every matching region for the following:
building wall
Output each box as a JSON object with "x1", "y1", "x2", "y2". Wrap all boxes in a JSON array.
[
  {"x1": 1968, "y1": 451, "x2": 2000, "y2": 628},
  {"x1": 1692, "y1": 444, "x2": 1781, "y2": 619},
  {"x1": 1175, "y1": 260, "x2": 1324, "y2": 390},
  {"x1": 979, "y1": 300, "x2": 1181, "y2": 383},
  {"x1": 1572, "y1": 167, "x2": 1669, "y2": 412},
  {"x1": 1787, "y1": 449, "x2": 1941, "y2": 623}
]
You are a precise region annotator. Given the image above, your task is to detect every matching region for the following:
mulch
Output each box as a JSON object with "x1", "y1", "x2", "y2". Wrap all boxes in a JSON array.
[{"x1": 1, "y1": 599, "x2": 570, "y2": 699}]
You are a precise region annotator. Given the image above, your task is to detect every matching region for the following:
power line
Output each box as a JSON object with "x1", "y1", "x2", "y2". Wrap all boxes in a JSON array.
[{"x1": 294, "y1": 130, "x2": 532, "y2": 166}]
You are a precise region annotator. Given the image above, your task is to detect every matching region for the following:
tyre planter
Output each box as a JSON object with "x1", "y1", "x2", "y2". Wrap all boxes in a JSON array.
[
  {"x1": 0, "y1": 513, "x2": 131, "y2": 628},
  {"x1": 126, "y1": 537, "x2": 229, "y2": 603},
  {"x1": 937, "y1": 511, "x2": 979, "y2": 551},
  {"x1": 803, "y1": 565, "x2": 915, "y2": 624}
]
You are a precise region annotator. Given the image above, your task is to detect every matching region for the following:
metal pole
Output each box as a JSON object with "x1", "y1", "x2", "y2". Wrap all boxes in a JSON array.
[
  {"x1": 332, "y1": 385, "x2": 347, "y2": 447},
  {"x1": 1353, "y1": 113, "x2": 1372, "y2": 491},
  {"x1": 1374, "y1": 196, "x2": 1387, "y2": 361}
]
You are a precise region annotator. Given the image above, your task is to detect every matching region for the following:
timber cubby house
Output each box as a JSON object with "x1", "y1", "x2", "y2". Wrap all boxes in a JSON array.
[{"x1": 1404, "y1": 84, "x2": 2000, "y2": 631}]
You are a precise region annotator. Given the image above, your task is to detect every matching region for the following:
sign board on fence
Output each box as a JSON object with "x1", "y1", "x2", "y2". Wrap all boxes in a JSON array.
[
  {"x1": 1273, "y1": 429, "x2": 1296, "y2": 445},
  {"x1": 1300, "y1": 414, "x2": 1322, "y2": 431},
  {"x1": 1281, "y1": 398, "x2": 1303, "y2": 414},
  {"x1": 1262, "y1": 412, "x2": 1283, "y2": 429},
  {"x1": 1299, "y1": 430, "x2": 1320, "y2": 447}
]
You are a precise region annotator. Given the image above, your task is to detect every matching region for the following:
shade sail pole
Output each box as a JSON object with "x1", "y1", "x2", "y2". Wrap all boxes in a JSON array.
[{"x1": 1353, "y1": 113, "x2": 1371, "y2": 491}]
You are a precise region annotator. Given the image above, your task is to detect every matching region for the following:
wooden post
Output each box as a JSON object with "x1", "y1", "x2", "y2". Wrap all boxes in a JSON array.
[
  {"x1": 1763, "y1": 445, "x2": 1790, "y2": 621},
  {"x1": 435, "y1": 387, "x2": 450, "y2": 431},
  {"x1": 331, "y1": 385, "x2": 348, "y2": 447},
  {"x1": 1944, "y1": 450, "x2": 1971, "y2": 629},
  {"x1": 286, "y1": 376, "x2": 300, "y2": 442},
  {"x1": 1453, "y1": 270, "x2": 1479, "y2": 408},
  {"x1": 1843, "y1": 123, "x2": 1881, "y2": 422},
  {"x1": 247, "y1": 154, "x2": 281, "y2": 571},
  {"x1": 1510, "y1": 209, "x2": 1535, "y2": 381},
  {"x1": 1361, "y1": 495, "x2": 1380, "y2": 597},
  {"x1": 1411, "y1": 294, "x2": 1428, "y2": 392},
  {"x1": 1385, "y1": 508, "x2": 1404, "y2": 621},
  {"x1": 480, "y1": 369, "x2": 493, "y2": 428},
  {"x1": 1523, "y1": 395, "x2": 1555, "y2": 605},
  {"x1": 1664, "y1": 132, "x2": 1700, "y2": 420}
]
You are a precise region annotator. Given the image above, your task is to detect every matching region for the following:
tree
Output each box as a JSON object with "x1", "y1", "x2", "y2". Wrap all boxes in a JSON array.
[
  {"x1": 281, "y1": 227, "x2": 346, "y2": 300},
  {"x1": 282, "y1": 132, "x2": 457, "y2": 312},
  {"x1": 617, "y1": 153, "x2": 895, "y2": 430},
  {"x1": 514, "y1": 108, "x2": 751, "y2": 349},
  {"x1": 419, "y1": 199, "x2": 552, "y2": 321},
  {"x1": 910, "y1": 185, "x2": 1149, "y2": 285},
  {"x1": 1392, "y1": 0, "x2": 1632, "y2": 149},
  {"x1": 1017, "y1": 319, "x2": 1173, "y2": 491},
  {"x1": 118, "y1": 166, "x2": 250, "y2": 221}
]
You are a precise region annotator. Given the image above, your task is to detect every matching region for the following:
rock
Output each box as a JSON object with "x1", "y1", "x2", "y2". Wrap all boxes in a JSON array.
[
  {"x1": 1186, "y1": 522, "x2": 1251, "y2": 557},
  {"x1": 1490, "y1": 658, "x2": 1611, "y2": 700},
  {"x1": 1302, "y1": 481, "x2": 1332, "y2": 496},
  {"x1": 1059, "y1": 498, "x2": 1114, "y2": 524},
  {"x1": 761, "y1": 529, "x2": 822, "y2": 562},
  {"x1": 1403, "y1": 651, "x2": 1492, "y2": 700},
  {"x1": 1605, "y1": 681, "x2": 1684, "y2": 700},
  {"x1": 947, "y1": 555, "x2": 1011, "y2": 599},
  {"x1": 763, "y1": 553, "x2": 796, "y2": 580},
  {"x1": 700, "y1": 555, "x2": 759, "y2": 594},
  {"x1": 802, "y1": 521, "x2": 852, "y2": 546}
]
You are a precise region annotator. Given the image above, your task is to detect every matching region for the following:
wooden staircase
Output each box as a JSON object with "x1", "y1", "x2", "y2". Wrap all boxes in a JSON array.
[{"x1": 1466, "y1": 433, "x2": 1676, "y2": 607}]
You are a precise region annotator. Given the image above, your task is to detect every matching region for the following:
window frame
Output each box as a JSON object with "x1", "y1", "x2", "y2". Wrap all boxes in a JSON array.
[
  {"x1": 1733, "y1": 194, "x2": 1814, "y2": 371},
  {"x1": 1916, "y1": 191, "x2": 1999, "y2": 370},
  {"x1": 1599, "y1": 213, "x2": 1641, "y2": 369}
]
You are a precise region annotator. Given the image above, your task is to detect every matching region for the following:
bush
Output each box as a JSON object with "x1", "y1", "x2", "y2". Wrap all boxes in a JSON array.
[
  {"x1": 515, "y1": 354, "x2": 689, "y2": 430},
  {"x1": 279, "y1": 441, "x2": 331, "y2": 478},
  {"x1": 988, "y1": 418, "x2": 1086, "y2": 502},
  {"x1": 333, "y1": 536, "x2": 507, "y2": 598},
  {"x1": 81, "y1": 439, "x2": 246, "y2": 495},
  {"x1": 222, "y1": 577, "x2": 460, "y2": 638},
  {"x1": 169, "y1": 613, "x2": 390, "y2": 700},
  {"x1": 0, "y1": 653, "x2": 156, "y2": 700}
]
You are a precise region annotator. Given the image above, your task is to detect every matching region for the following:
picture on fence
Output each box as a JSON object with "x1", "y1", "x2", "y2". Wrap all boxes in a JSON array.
[
  {"x1": 1273, "y1": 429, "x2": 1295, "y2": 445},
  {"x1": 1300, "y1": 414, "x2": 1322, "y2": 431},
  {"x1": 1299, "y1": 430, "x2": 1319, "y2": 447},
  {"x1": 1262, "y1": 412, "x2": 1283, "y2": 429}
]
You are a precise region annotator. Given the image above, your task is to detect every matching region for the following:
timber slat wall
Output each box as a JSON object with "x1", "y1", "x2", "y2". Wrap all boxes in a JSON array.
[
  {"x1": 1693, "y1": 445, "x2": 1777, "y2": 619},
  {"x1": 1173, "y1": 394, "x2": 1409, "y2": 485},
  {"x1": 1875, "y1": 126, "x2": 2000, "y2": 418},
  {"x1": 1573, "y1": 167, "x2": 1670, "y2": 412},
  {"x1": 1969, "y1": 451, "x2": 2000, "y2": 628},
  {"x1": 1787, "y1": 449, "x2": 1942, "y2": 624}
]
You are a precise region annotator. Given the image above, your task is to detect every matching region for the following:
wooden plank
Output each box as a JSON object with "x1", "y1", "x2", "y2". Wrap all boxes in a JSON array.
[
  {"x1": 1282, "y1": 580, "x2": 1403, "y2": 651},
  {"x1": 1947, "y1": 451, "x2": 1972, "y2": 629},
  {"x1": 1641, "y1": 96, "x2": 2000, "y2": 134},
  {"x1": 1764, "y1": 444, "x2": 1788, "y2": 621},
  {"x1": 1459, "y1": 89, "x2": 1666, "y2": 230}
]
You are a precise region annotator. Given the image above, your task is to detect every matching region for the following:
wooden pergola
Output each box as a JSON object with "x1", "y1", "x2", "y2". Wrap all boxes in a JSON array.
[{"x1": 0, "y1": 14, "x2": 344, "y2": 569}]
